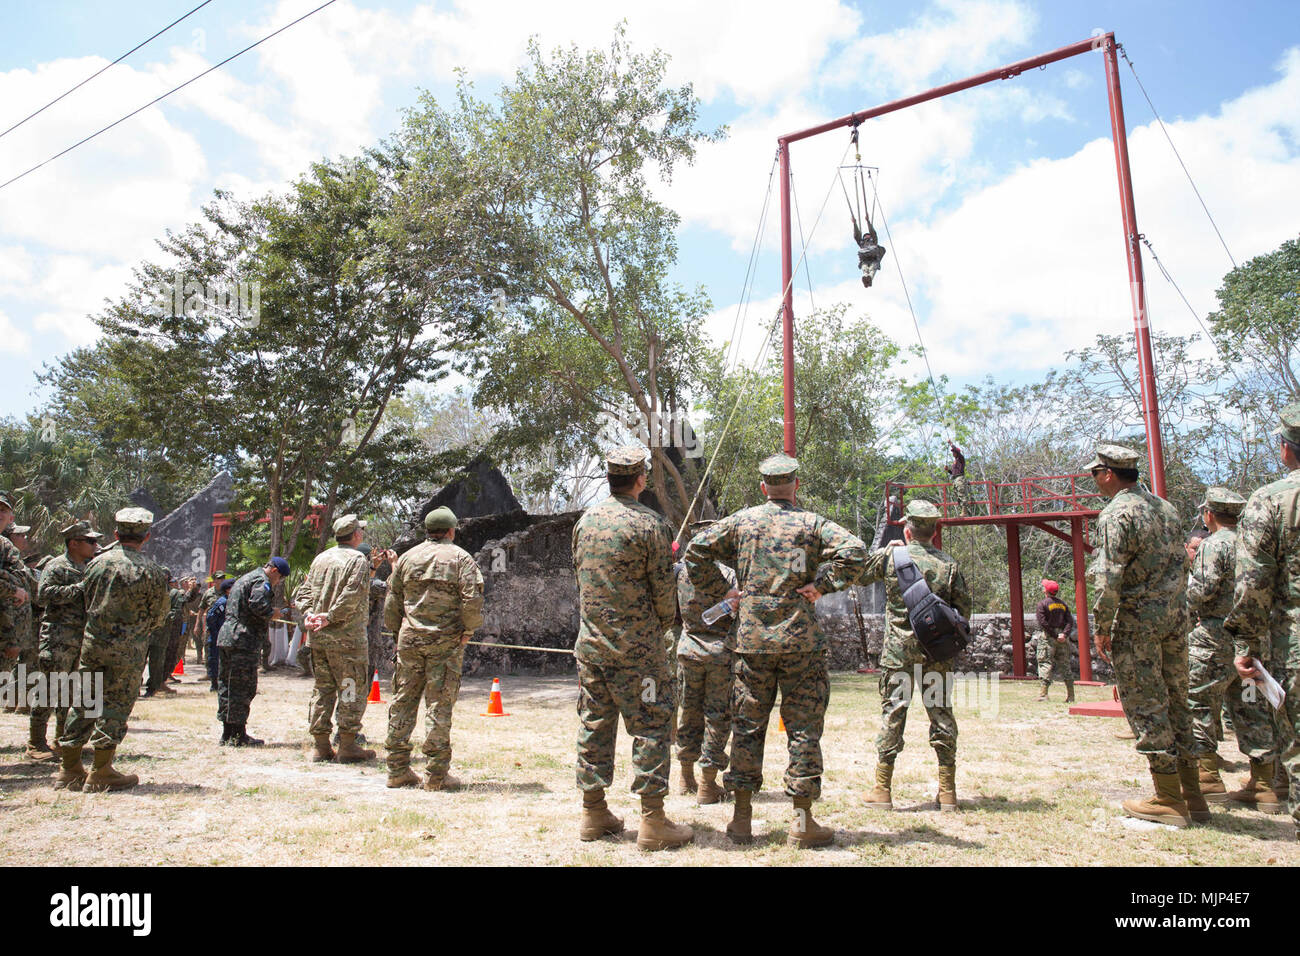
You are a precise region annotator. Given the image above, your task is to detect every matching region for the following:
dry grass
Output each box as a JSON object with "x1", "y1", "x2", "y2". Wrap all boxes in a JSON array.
[{"x1": 0, "y1": 655, "x2": 1294, "y2": 866}]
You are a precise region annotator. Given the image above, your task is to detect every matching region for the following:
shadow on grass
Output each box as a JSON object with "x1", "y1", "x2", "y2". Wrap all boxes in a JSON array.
[
  {"x1": 1199, "y1": 808, "x2": 1296, "y2": 841},
  {"x1": 841, "y1": 825, "x2": 983, "y2": 849},
  {"x1": 463, "y1": 781, "x2": 549, "y2": 794}
]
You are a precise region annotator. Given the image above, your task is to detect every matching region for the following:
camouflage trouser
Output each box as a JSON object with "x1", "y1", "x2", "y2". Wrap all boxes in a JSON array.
[
  {"x1": 1112, "y1": 624, "x2": 1193, "y2": 775},
  {"x1": 951, "y1": 475, "x2": 972, "y2": 515},
  {"x1": 575, "y1": 659, "x2": 673, "y2": 796},
  {"x1": 1188, "y1": 632, "x2": 1275, "y2": 762},
  {"x1": 61, "y1": 636, "x2": 149, "y2": 752},
  {"x1": 163, "y1": 626, "x2": 186, "y2": 679},
  {"x1": 725, "y1": 651, "x2": 829, "y2": 799},
  {"x1": 1035, "y1": 633, "x2": 1073, "y2": 683},
  {"x1": 307, "y1": 639, "x2": 370, "y2": 736},
  {"x1": 193, "y1": 616, "x2": 206, "y2": 663},
  {"x1": 675, "y1": 655, "x2": 731, "y2": 770},
  {"x1": 145, "y1": 630, "x2": 169, "y2": 694},
  {"x1": 30, "y1": 641, "x2": 80, "y2": 740},
  {"x1": 877, "y1": 660, "x2": 958, "y2": 767},
  {"x1": 6, "y1": 634, "x2": 37, "y2": 698},
  {"x1": 385, "y1": 642, "x2": 464, "y2": 776},
  {"x1": 217, "y1": 648, "x2": 259, "y2": 725}
]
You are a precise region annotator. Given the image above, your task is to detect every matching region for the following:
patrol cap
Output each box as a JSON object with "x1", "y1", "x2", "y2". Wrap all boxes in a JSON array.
[
  {"x1": 268, "y1": 556, "x2": 291, "y2": 577},
  {"x1": 903, "y1": 499, "x2": 942, "y2": 531},
  {"x1": 0, "y1": 491, "x2": 13, "y2": 510},
  {"x1": 759, "y1": 453, "x2": 798, "y2": 484},
  {"x1": 1199, "y1": 486, "x2": 1247, "y2": 517},
  {"x1": 605, "y1": 445, "x2": 649, "y2": 476},
  {"x1": 424, "y1": 506, "x2": 458, "y2": 531},
  {"x1": 7, "y1": 524, "x2": 30, "y2": 535},
  {"x1": 61, "y1": 520, "x2": 103, "y2": 542},
  {"x1": 1273, "y1": 402, "x2": 1300, "y2": 446},
  {"x1": 114, "y1": 506, "x2": 154, "y2": 534},
  {"x1": 333, "y1": 513, "x2": 366, "y2": 538},
  {"x1": 1083, "y1": 443, "x2": 1141, "y2": 472}
]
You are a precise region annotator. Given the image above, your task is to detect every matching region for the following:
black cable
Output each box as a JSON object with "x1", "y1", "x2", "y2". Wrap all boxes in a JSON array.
[{"x1": 0, "y1": 0, "x2": 338, "y2": 192}]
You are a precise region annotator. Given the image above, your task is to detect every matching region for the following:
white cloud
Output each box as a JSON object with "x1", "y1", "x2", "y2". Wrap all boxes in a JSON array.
[{"x1": 0, "y1": 309, "x2": 32, "y2": 355}]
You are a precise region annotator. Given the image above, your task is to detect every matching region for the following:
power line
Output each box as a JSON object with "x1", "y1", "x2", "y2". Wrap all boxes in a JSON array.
[
  {"x1": 0, "y1": 0, "x2": 216, "y2": 142},
  {"x1": 0, "y1": 0, "x2": 338, "y2": 193}
]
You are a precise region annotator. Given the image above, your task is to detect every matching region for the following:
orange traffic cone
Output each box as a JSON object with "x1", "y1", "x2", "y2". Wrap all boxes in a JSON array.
[
  {"x1": 173, "y1": 658, "x2": 184, "y2": 677},
  {"x1": 367, "y1": 670, "x2": 384, "y2": 704},
  {"x1": 778, "y1": 714, "x2": 786, "y2": 733},
  {"x1": 481, "y1": 678, "x2": 511, "y2": 716}
]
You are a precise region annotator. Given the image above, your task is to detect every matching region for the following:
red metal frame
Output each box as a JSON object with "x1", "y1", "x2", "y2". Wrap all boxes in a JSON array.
[{"x1": 210, "y1": 507, "x2": 325, "y2": 575}]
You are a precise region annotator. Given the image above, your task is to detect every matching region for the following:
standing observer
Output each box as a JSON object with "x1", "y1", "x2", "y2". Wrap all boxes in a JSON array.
[{"x1": 216, "y1": 557, "x2": 290, "y2": 747}]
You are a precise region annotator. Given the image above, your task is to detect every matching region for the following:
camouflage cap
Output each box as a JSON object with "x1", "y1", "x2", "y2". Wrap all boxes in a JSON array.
[
  {"x1": 424, "y1": 506, "x2": 458, "y2": 531},
  {"x1": 0, "y1": 490, "x2": 13, "y2": 510},
  {"x1": 114, "y1": 506, "x2": 154, "y2": 533},
  {"x1": 689, "y1": 519, "x2": 716, "y2": 533},
  {"x1": 60, "y1": 520, "x2": 103, "y2": 541},
  {"x1": 1273, "y1": 402, "x2": 1300, "y2": 445},
  {"x1": 1200, "y1": 486, "x2": 1247, "y2": 516},
  {"x1": 606, "y1": 445, "x2": 649, "y2": 476},
  {"x1": 1083, "y1": 443, "x2": 1141, "y2": 472},
  {"x1": 7, "y1": 524, "x2": 30, "y2": 535},
  {"x1": 903, "y1": 499, "x2": 942, "y2": 531},
  {"x1": 759, "y1": 453, "x2": 798, "y2": 484},
  {"x1": 332, "y1": 513, "x2": 366, "y2": 538}
]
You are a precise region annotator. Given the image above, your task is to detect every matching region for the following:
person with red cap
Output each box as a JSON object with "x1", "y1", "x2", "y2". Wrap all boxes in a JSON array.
[{"x1": 1034, "y1": 579, "x2": 1075, "y2": 702}]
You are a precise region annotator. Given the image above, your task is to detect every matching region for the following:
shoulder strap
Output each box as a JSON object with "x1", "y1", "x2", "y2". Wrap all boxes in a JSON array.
[{"x1": 891, "y1": 547, "x2": 933, "y2": 615}]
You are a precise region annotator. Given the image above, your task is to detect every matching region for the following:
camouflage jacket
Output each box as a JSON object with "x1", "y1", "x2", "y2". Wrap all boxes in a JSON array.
[
  {"x1": 1187, "y1": 527, "x2": 1236, "y2": 625},
  {"x1": 81, "y1": 544, "x2": 170, "y2": 646},
  {"x1": 9, "y1": 563, "x2": 41, "y2": 650},
  {"x1": 1090, "y1": 485, "x2": 1189, "y2": 638},
  {"x1": 293, "y1": 545, "x2": 370, "y2": 646},
  {"x1": 685, "y1": 499, "x2": 866, "y2": 655},
  {"x1": 572, "y1": 493, "x2": 676, "y2": 668},
  {"x1": 36, "y1": 552, "x2": 87, "y2": 648},
  {"x1": 675, "y1": 560, "x2": 736, "y2": 661},
  {"x1": 1225, "y1": 468, "x2": 1300, "y2": 661},
  {"x1": 0, "y1": 533, "x2": 27, "y2": 646},
  {"x1": 217, "y1": 568, "x2": 275, "y2": 652},
  {"x1": 861, "y1": 541, "x2": 971, "y2": 669},
  {"x1": 383, "y1": 539, "x2": 484, "y2": 651}
]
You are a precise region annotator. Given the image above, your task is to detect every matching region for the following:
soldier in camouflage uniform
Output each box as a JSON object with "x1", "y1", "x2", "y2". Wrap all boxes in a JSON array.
[
  {"x1": 3, "y1": 524, "x2": 40, "y2": 714},
  {"x1": 1187, "y1": 488, "x2": 1279, "y2": 810},
  {"x1": 1087, "y1": 443, "x2": 1203, "y2": 826},
  {"x1": 0, "y1": 495, "x2": 33, "y2": 695},
  {"x1": 55, "y1": 508, "x2": 170, "y2": 793},
  {"x1": 142, "y1": 572, "x2": 179, "y2": 698},
  {"x1": 859, "y1": 500, "x2": 971, "y2": 812},
  {"x1": 294, "y1": 514, "x2": 374, "y2": 764},
  {"x1": 163, "y1": 576, "x2": 199, "y2": 680},
  {"x1": 674, "y1": 519, "x2": 735, "y2": 805},
  {"x1": 687, "y1": 453, "x2": 866, "y2": 847},
  {"x1": 383, "y1": 507, "x2": 483, "y2": 791},
  {"x1": 573, "y1": 446, "x2": 692, "y2": 851},
  {"x1": 27, "y1": 522, "x2": 100, "y2": 760},
  {"x1": 1226, "y1": 403, "x2": 1300, "y2": 833},
  {"x1": 217, "y1": 558, "x2": 288, "y2": 747},
  {"x1": 1034, "y1": 579, "x2": 1075, "y2": 702},
  {"x1": 196, "y1": 573, "x2": 227, "y2": 670}
]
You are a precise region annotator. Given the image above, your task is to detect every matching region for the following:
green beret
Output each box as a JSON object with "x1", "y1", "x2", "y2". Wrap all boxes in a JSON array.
[
  {"x1": 115, "y1": 506, "x2": 154, "y2": 533},
  {"x1": 60, "y1": 520, "x2": 103, "y2": 542},
  {"x1": 1083, "y1": 443, "x2": 1141, "y2": 472},
  {"x1": 1200, "y1": 486, "x2": 1246, "y2": 516},
  {"x1": 759, "y1": 453, "x2": 798, "y2": 483},
  {"x1": 606, "y1": 445, "x2": 649, "y2": 476},
  {"x1": 424, "y1": 507, "x2": 458, "y2": 531},
  {"x1": 1274, "y1": 402, "x2": 1300, "y2": 445},
  {"x1": 333, "y1": 513, "x2": 366, "y2": 538},
  {"x1": 904, "y1": 499, "x2": 942, "y2": 529}
]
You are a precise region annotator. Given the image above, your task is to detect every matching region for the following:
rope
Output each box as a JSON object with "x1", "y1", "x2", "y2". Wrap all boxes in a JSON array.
[
  {"x1": 465, "y1": 640, "x2": 573, "y2": 655},
  {"x1": 723, "y1": 152, "x2": 778, "y2": 374}
]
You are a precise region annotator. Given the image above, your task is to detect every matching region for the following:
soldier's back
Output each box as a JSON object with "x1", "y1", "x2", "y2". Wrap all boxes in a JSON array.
[
  {"x1": 392, "y1": 540, "x2": 480, "y2": 646},
  {"x1": 1099, "y1": 486, "x2": 1187, "y2": 615},
  {"x1": 83, "y1": 547, "x2": 168, "y2": 641}
]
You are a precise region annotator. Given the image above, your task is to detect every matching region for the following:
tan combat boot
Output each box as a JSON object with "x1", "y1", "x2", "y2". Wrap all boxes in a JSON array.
[
  {"x1": 1227, "y1": 758, "x2": 1283, "y2": 814},
  {"x1": 310, "y1": 734, "x2": 335, "y2": 762},
  {"x1": 865, "y1": 762, "x2": 893, "y2": 809},
  {"x1": 696, "y1": 767, "x2": 724, "y2": 805},
  {"x1": 83, "y1": 747, "x2": 139, "y2": 793},
  {"x1": 937, "y1": 764, "x2": 959, "y2": 811},
  {"x1": 25, "y1": 720, "x2": 56, "y2": 762},
  {"x1": 726, "y1": 789, "x2": 754, "y2": 844},
  {"x1": 386, "y1": 767, "x2": 421, "y2": 789},
  {"x1": 788, "y1": 795, "x2": 834, "y2": 848},
  {"x1": 1198, "y1": 755, "x2": 1228, "y2": 802},
  {"x1": 53, "y1": 744, "x2": 87, "y2": 791},
  {"x1": 423, "y1": 772, "x2": 461, "y2": 792},
  {"x1": 1065, "y1": 682, "x2": 1075, "y2": 703},
  {"x1": 335, "y1": 732, "x2": 375, "y2": 763},
  {"x1": 1122, "y1": 771, "x2": 1190, "y2": 827},
  {"x1": 1036, "y1": 681, "x2": 1050, "y2": 702},
  {"x1": 636, "y1": 794, "x2": 693, "y2": 851},
  {"x1": 1114, "y1": 725, "x2": 1137, "y2": 740},
  {"x1": 1273, "y1": 760, "x2": 1290, "y2": 803},
  {"x1": 579, "y1": 788, "x2": 624, "y2": 841},
  {"x1": 1178, "y1": 760, "x2": 1211, "y2": 822},
  {"x1": 677, "y1": 759, "x2": 697, "y2": 794}
]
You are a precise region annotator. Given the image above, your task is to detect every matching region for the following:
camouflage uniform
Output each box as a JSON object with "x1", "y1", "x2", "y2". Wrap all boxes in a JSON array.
[
  {"x1": 294, "y1": 539, "x2": 371, "y2": 737},
  {"x1": 366, "y1": 576, "x2": 390, "y2": 681},
  {"x1": 31, "y1": 549, "x2": 90, "y2": 743},
  {"x1": 196, "y1": 581, "x2": 223, "y2": 668},
  {"x1": 1090, "y1": 458, "x2": 1193, "y2": 775},
  {"x1": 60, "y1": 529, "x2": 171, "y2": 753},
  {"x1": 572, "y1": 485, "x2": 677, "y2": 797},
  {"x1": 674, "y1": 560, "x2": 735, "y2": 771},
  {"x1": 383, "y1": 511, "x2": 483, "y2": 779},
  {"x1": 162, "y1": 585, "x2": 188, "y2": 678},
  {"x1": 0, "y1": 520, "x2": 30, "y2": 654},
  {"x1": 685, "y1": 463, "x2": 866, "y2": 800},
  {"x1": 216, "y1": 569, "x2": 275, "y2": 725},
  {"x1": 7, "y1": 561, "x2": 41, "y2": 703},
  {"x1": 1034, "y1": 593, "x2": 1075, "y2": 684}
]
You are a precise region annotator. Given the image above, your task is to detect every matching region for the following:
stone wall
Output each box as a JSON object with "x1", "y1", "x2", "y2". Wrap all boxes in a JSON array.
[{"x1": 141, "y1": 471, "x2": 234, "y2": 579}]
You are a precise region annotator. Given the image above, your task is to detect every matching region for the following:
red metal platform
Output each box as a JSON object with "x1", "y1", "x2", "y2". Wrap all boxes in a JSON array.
[{"x1": 1069, "y1": 699, "x2": 1126, "y2": 718}]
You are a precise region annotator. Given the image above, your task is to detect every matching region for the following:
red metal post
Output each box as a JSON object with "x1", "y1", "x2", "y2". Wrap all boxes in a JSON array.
[
  {"x1": 1070, "y1": 516, "x2": 1093, "y2": 681},
  {"x1": 779, "y1": 139, "x2": 795, "y2": 455},
  {"x1": 1101, "y1": 33, "x2": 1166, "y2": 497},
  {"x1": 1007, "y1": 523, "x2": 1025, "y2": 676}
]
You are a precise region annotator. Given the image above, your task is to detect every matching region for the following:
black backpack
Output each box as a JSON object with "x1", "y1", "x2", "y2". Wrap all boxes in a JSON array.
[{"x1": 892, "y1": 548, "x2": 970, "y2": 662}]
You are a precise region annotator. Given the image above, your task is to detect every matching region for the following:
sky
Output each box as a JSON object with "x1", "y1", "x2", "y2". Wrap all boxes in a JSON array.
[{"x1": 0, "y1": 0, "x2": 1297, "y2": 424}]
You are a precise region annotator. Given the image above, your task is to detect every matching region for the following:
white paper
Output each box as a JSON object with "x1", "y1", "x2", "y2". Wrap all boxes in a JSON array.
[{"x1": 1252, "y1": 658, "x2": 1286, "y2": 711}]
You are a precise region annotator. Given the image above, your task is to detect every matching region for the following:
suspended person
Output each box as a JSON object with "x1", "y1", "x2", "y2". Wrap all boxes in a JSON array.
[
  {"x1": 687, "y1": 453, "x2": 867, "y2": 847},
  {"x1": 205, "y1": 578, "x2": 234, "y2": 691},
  {"x1": 1035, "y1": 580, "x2": 1075, "y2": 703},
  {"x1": 383, "y1": 508, "x2": 482, "y2": 791},
  {"x1": 855, "y1": 221, "x2": 886, "y2": 288},
  {"x1": 944, "y1": 441, "x2": 973, "y2": 516},
  {"x1": 216, "y1": 557, "x2": 290, "y2": 747}
]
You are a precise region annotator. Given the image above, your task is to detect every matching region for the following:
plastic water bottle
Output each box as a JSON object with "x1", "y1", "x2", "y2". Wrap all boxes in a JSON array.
[{"x1": 701, "y1": 599, "x2": 735, "y2": 626}]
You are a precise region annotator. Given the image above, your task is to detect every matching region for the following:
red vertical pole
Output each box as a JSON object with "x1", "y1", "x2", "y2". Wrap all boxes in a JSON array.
[
  {"x1": 1007, "y1": 523, "x2": 1025, "y2": 677},
  {"x1": 1071, "y1": 516, "x2": 1092, "y2": 682},
  {"x1": 779, "y1": 139, "x2": 796, "y2": 456},
  {"x1": 1101, "y1": 33, "x2": 1166, "y2": 497}
]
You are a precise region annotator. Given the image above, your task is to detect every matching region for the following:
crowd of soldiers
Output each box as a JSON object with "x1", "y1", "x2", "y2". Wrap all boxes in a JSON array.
[{"x1": 1, "y1": 401, "x2": 1297, "y2": 852}]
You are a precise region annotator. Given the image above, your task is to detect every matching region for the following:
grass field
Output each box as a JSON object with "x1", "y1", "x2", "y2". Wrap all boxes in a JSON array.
[{"x1": 0, "y1": 656, "x2": 1294, "y2": 866}]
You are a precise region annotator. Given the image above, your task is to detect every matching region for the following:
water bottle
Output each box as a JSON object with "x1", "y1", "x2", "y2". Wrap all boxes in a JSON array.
[{"x1": 701, "y1": 598, "x2": 735, "y2": 626}]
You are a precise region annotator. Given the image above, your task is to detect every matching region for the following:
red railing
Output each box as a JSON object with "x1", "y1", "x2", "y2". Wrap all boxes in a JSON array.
[{"x1": 884, "y1": 474, "x2": 1104, "y2": 523}]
